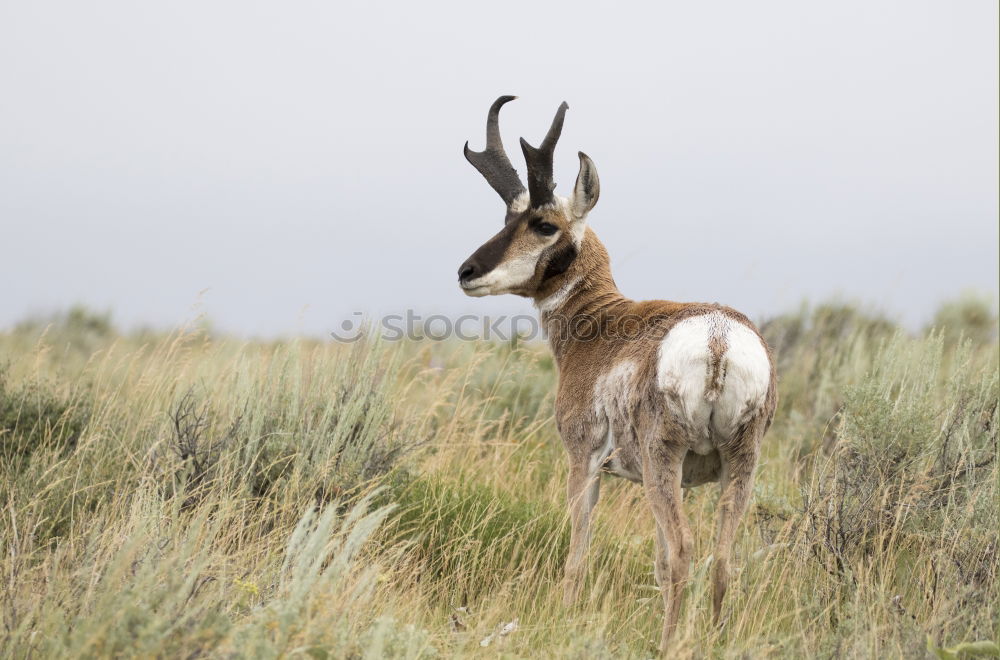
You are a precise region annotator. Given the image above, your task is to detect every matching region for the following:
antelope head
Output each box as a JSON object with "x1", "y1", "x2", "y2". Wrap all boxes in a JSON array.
[{"x1": 458, "y1": 96, "x2": 600, "y2": 298}]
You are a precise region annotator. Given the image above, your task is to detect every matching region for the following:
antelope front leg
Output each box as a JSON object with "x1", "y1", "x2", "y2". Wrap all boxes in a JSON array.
[{"x1": 563, "y1": 460, "x2": 600, "y2": 606}]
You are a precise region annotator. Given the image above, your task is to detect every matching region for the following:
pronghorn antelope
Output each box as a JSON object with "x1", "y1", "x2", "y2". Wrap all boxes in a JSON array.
[{"x1": 457, "y1": 97, "x2": 777, "y2": 651}]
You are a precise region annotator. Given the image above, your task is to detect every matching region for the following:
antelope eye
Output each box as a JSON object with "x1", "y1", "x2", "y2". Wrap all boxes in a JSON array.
[{"x1": 535, "y1": 222, "x2": 559, "y2": 236}]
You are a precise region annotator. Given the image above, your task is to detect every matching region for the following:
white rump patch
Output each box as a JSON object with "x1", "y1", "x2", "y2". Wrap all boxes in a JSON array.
[
  {"x1": 715, "y1": 320, "x2": 772, "y2": 435},
  {"x1": 657, "y1": 312, "x2": 770, "y2": 449}
]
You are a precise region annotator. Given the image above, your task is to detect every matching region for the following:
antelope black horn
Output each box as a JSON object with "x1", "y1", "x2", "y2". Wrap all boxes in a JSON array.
[
  {"x1": 464, "y1": 96, "x2": 527, "y2": 208},
  {"x1": 519, "y1": 101, "x2": 568, "y2": 209}
]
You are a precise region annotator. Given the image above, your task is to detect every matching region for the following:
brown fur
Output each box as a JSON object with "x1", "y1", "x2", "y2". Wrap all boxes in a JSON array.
[
  {"x1": 460, "y1": 111, "x2": 776, "y2": 652},
  {"x1": 706, "y1": 324, "x2": 729, "y2": 402},
  {"x1": 534, "y1": 228, "x2": 776, "y2": 437},
  {"x1": 531, "y1": 226, "x2": 776, "y2": 651}
]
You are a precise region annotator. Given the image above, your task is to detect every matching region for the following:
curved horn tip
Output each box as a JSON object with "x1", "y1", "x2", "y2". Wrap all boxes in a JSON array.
[
  {"x1": 492, "y1": 95, "x2": 518, "y2": 108},
  {"x1": 463, "y1": 141, "x2": 488, "y2": 163}
]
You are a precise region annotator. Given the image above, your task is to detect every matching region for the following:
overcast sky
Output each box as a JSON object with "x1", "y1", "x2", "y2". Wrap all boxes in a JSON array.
[{"x1": 1, "y1": 1, "x2": 997, "y2": 336}]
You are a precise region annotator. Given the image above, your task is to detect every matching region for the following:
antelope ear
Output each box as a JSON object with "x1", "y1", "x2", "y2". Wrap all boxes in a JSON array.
[{"x1": 570, "y1": 152, "x2": 600, "y2": 219}]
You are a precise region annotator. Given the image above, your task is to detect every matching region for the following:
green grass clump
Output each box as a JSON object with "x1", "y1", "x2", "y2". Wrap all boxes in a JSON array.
[
  {"x1": 0, "y1": 367, "x2": 91, "y2": 462},
  {"x1": 927, "y1": 291, "x2": 998, "y2": 348}
]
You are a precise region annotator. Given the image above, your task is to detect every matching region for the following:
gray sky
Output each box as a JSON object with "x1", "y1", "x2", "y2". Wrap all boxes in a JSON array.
[{"x1": 2, "y1": 0, "x2": 997, "y2": 336}]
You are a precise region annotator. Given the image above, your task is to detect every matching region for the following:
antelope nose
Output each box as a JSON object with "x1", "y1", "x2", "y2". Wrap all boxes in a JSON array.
[{"x1": 458, "y1": 261, "x2": 478, "y2": 282}]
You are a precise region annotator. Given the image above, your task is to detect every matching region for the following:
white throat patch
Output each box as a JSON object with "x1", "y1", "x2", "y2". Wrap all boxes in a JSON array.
[{"x1": 535, "y1": 276, "x2": 582, "y2": 313}]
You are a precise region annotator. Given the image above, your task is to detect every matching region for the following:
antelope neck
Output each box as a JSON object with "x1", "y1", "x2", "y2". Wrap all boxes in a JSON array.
[{"x1": 535, "y1": 240, "x2": 627, "y2": 363}]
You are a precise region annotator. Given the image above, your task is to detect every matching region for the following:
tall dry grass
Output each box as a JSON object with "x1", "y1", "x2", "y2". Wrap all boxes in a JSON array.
[{"x1": 0, "y1": 299, "x2": 996, "y2": 658}]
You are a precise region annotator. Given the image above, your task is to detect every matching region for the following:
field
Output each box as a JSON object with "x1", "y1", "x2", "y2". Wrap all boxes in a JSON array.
[{"x1": 1, "y1": 298, "x2": 997, "y2": 658}]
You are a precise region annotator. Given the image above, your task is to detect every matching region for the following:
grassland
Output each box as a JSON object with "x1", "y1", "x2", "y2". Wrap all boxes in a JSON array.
[{"x1": 0, "y1": 298, "x2": 997, "y2": 658}]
